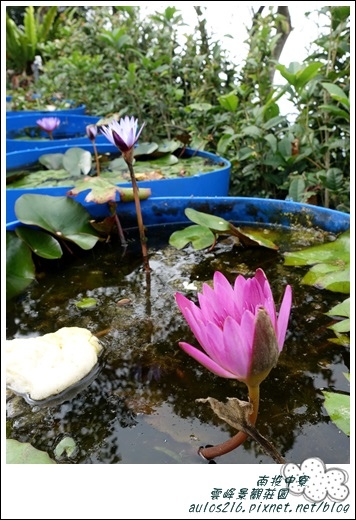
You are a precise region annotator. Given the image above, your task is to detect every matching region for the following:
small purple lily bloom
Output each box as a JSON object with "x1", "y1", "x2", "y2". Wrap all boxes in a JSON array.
[
  {"x1": 175, "y1": 269, "x2": 292, "y2": 387},
  {"x1": 36, "y1": 117, "x2": 61, "y2": 134},
  {"x1": 86, "y1": 124, "x2": 98, "y2": 142},
  {"x1": 100, "y1": 116, "x2": 145, "y2": 162}
]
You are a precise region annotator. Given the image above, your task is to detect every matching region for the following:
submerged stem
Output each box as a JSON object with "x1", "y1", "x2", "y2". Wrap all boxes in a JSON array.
[
  {"x1": 126, "y1": 161, "x2": 150, "y2": 272},
  {"x1": 199, "y1": 384, "x2": 260, "y2": 460}
]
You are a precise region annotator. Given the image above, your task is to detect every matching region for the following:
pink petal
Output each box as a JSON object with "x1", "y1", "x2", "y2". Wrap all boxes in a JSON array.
[
  {"x1": 276, "y1": 285, "x2": 293, "y2": 350},
  {"x1": 221, "y1": 316, "x2": 251, "y2": 379},
  {"x1": 179, "y1": 342, "x2": 237, "y2": 378}
]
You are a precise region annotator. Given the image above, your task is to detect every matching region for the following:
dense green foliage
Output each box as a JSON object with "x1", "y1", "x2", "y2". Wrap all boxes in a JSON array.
[{"x1": 6, "y1": 6, "x2": 350, "y2": 211}]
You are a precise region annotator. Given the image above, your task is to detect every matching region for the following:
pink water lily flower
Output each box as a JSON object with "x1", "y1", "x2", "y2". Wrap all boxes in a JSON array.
[
  {"x1": 175, "y1": 269, "x2": 292, "y2": 387},
  {"x1": 36, "y1": 117, "x2": 61, "y2": 133},
  {"x1": 100, "y1": 116, "x2": 145, "y2": 161}
]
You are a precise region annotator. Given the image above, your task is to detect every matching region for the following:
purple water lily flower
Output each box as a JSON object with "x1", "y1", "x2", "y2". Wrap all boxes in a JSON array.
[
  {"x1": 86, "y1": 124, "x2": 97, "y2": 142},
  {"x1": 36, "y1": 117, "x2": 61, "y2": 134},
  {"x1": 100, "y1": 116, "x2": 145, "y2": 162},
  {"x1": 175, "y1": 269, "x2": 292, "y2": 386}
]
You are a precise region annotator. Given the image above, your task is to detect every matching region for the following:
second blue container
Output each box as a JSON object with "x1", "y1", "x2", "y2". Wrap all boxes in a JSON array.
[{"x1": 6, "y1": 114, "x2": 107, "y2": 152}]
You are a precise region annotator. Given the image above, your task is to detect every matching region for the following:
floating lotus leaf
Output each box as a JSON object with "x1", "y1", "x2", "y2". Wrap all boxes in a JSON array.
[
  {"x1": 16, "y1": 226, "x2": 63, "y2": 259},
  {"x1": 6, "y1": 439, "x2": 56, "y2": 464},
  {"x1": 322, "y1": 391, "x2": 350, "y2": 436},
  {"x1": 6, "y1": 231, "x2": 35, "y2": 300},
  {"x1": 14, "y1": 194, "x2": 100, "y2": 249},
  {"x1": 169, "y1": 224, "x2": 215, "y2": 250},
  {"x1": 62, "y1": 147, "x2": 92, "y2": 176}
]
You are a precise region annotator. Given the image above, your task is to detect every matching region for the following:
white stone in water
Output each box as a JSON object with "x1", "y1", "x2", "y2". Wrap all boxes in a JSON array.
[{"x1": 6, "y1": 327, "x2": 103, "y2": 401}]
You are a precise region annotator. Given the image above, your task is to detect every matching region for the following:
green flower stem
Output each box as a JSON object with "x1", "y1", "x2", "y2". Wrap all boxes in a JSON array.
[
  {"x1": 199, "y1": 384, "x2": 260, "y2": 460},
  {"x1": 126, "y1": 161, "x2": 150, "y2": 272}
]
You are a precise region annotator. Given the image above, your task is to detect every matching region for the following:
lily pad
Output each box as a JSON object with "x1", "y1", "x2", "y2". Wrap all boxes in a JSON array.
[
  {"x1": 6, "y1": 439, "x2": 56, "y2": 464},
  {"x1": 322, "y1": 391, "x2": 350, "y2": 436},
  {"x1": 284, "y1": 231, "x2": 350, "y2": 293},
  {"x1": 302, "y1": 266, "x2": 350, "y2": 293},
  {"x1": 75, "y1": 297, "x2": 97, "y2": 309},
  {"x1": 6, "y1": 231, "x2": 36, "y2": 299},
  {"x1": 175, "y1": 208, "x2": 279, "y2": 250},
  {"x1": 169, "y1": 224, "x2": 216, "y2": 250},
  {"x1": 62, "y1": 147, "x2": 92, "y2": 176},
  {"x1": 38, "y1": 152, "x2": 64, "y2": 170},
  {"x1": 185, "y1": 208, "x2": 231, "y2": 232},
  {"x1": 134, "y1": 142, "x2": 159, "y2": 157},
  {"x1": 16, "y1": 226, "x2": 63, "y2": 259},
  {"x1": 6, "y1": 231, "x2": 36, "y2": 300},
  {"x1": 14, "y1": 194, "x2": 100, "y2": 249},
  {"x1": 54, "y1": 437, "x2": 78, "y2": 460},
  {"x1": 326, "y1": 298, "x2": 350, "y2": 318},
  {"x1": 284, "y1": 231, "x2": 350, "y2": 266},
  {"x1": 68, "y1": 177, "x2": 151, "y2": 204}
]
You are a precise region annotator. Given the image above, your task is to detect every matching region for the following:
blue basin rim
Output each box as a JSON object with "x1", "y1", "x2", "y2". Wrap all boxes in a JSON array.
[{"x1": 6, "y1": 196, "x2": 350, "y2": 235}]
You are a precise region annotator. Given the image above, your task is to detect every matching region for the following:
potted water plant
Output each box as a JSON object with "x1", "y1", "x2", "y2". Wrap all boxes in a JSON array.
[
  {"x1": 6, "y1": 116, "x2": 231, "y2": 222},
  {"x1": 6, "y1": 115, "x2": 350, "y2": 465},
  {"x1": 6, "y1": 192, "x2": 350, "y2": 464}
]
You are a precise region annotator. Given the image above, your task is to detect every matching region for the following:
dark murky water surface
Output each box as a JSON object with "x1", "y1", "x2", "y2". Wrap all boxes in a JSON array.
[{"x1": 6, "y1": 223, "x2": 350, "y2": 464}]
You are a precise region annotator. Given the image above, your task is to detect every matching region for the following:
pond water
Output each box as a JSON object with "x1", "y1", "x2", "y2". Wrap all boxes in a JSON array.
[{"x1": 6, "y1": 223, "x2": 350, "y2": 464}]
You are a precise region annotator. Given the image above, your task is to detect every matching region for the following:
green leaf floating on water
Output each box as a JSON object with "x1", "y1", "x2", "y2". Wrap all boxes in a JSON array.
[
  {"x1": 185, "y1": 208, "x2": 231, "y2": 232},
  {"x1": 322, "y1": 391, "x2": 350, "y2": 436},
  {"x1": 16, "y1": 226, "x2": 63, "y2": 259},
  {"x1": 170, "y1": 224, "x2": 216, "y2": 250},
  {"x1": 68, "y1": 177, "x2": 151, "y2": 204},
  {"x1": 284, "y1": 231, "x2": 349, "y2": 266},
  {"x1": 62, "y1": 147, "x2": 92, "y2": 176},
  {"x1": 39, "y1": 152, "x2": 64, "y2": 170},
  {"x1": 284, "y1": 231, "x2": 350, "y2": 293},
  {"x1": 6, "y1": 439, "x2": 57, "y2": 464},
  {"x1": 75, "y1": 297, "x2": 97, "y2": 309},
  {"x1": 325, "y1": 297, "x2": 350, "y2": 334},
  {"x1": 169, "y1": 208, "x2": 279, "y2": 250},
  {"x1": 6, "y1": 232, "x2": 36, "y2": 300},
  {"x1": 133, "y1": 142, "x2": 159, "y2": 156},
  {"x1": 326, "y1": 298, "x2": 350, "y2": 318},
  {"x1": 14, "y1": 194, "x2": 100, "y2": 250},
  {"x1": 54, "y1": 437, "x2": 78, "y2": 459}
]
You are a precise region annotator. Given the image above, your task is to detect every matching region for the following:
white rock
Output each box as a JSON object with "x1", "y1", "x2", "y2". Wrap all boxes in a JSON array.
[{"x1": 6, "y1": 327, "x2": 103, "y2": 401}]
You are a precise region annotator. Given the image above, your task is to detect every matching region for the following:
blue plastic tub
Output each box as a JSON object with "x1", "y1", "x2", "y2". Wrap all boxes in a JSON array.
[
  {"x1": 6, "y1": 114, "x2": 106, "y2": 151},
  {"x1": 6, "y1": 147, "x2": 231, "y2": 222},
  {"x1": 6, "y1": 197, "x2": 350, "y2": 234}
]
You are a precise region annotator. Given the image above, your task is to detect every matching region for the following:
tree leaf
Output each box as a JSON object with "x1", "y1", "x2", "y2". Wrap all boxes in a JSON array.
[
  {"x1": 218, "y1": 92, "x2": 238, "y2": 112},
  {"x1": 321, "y1": 82, "x2": 350, "y2": 110}
]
